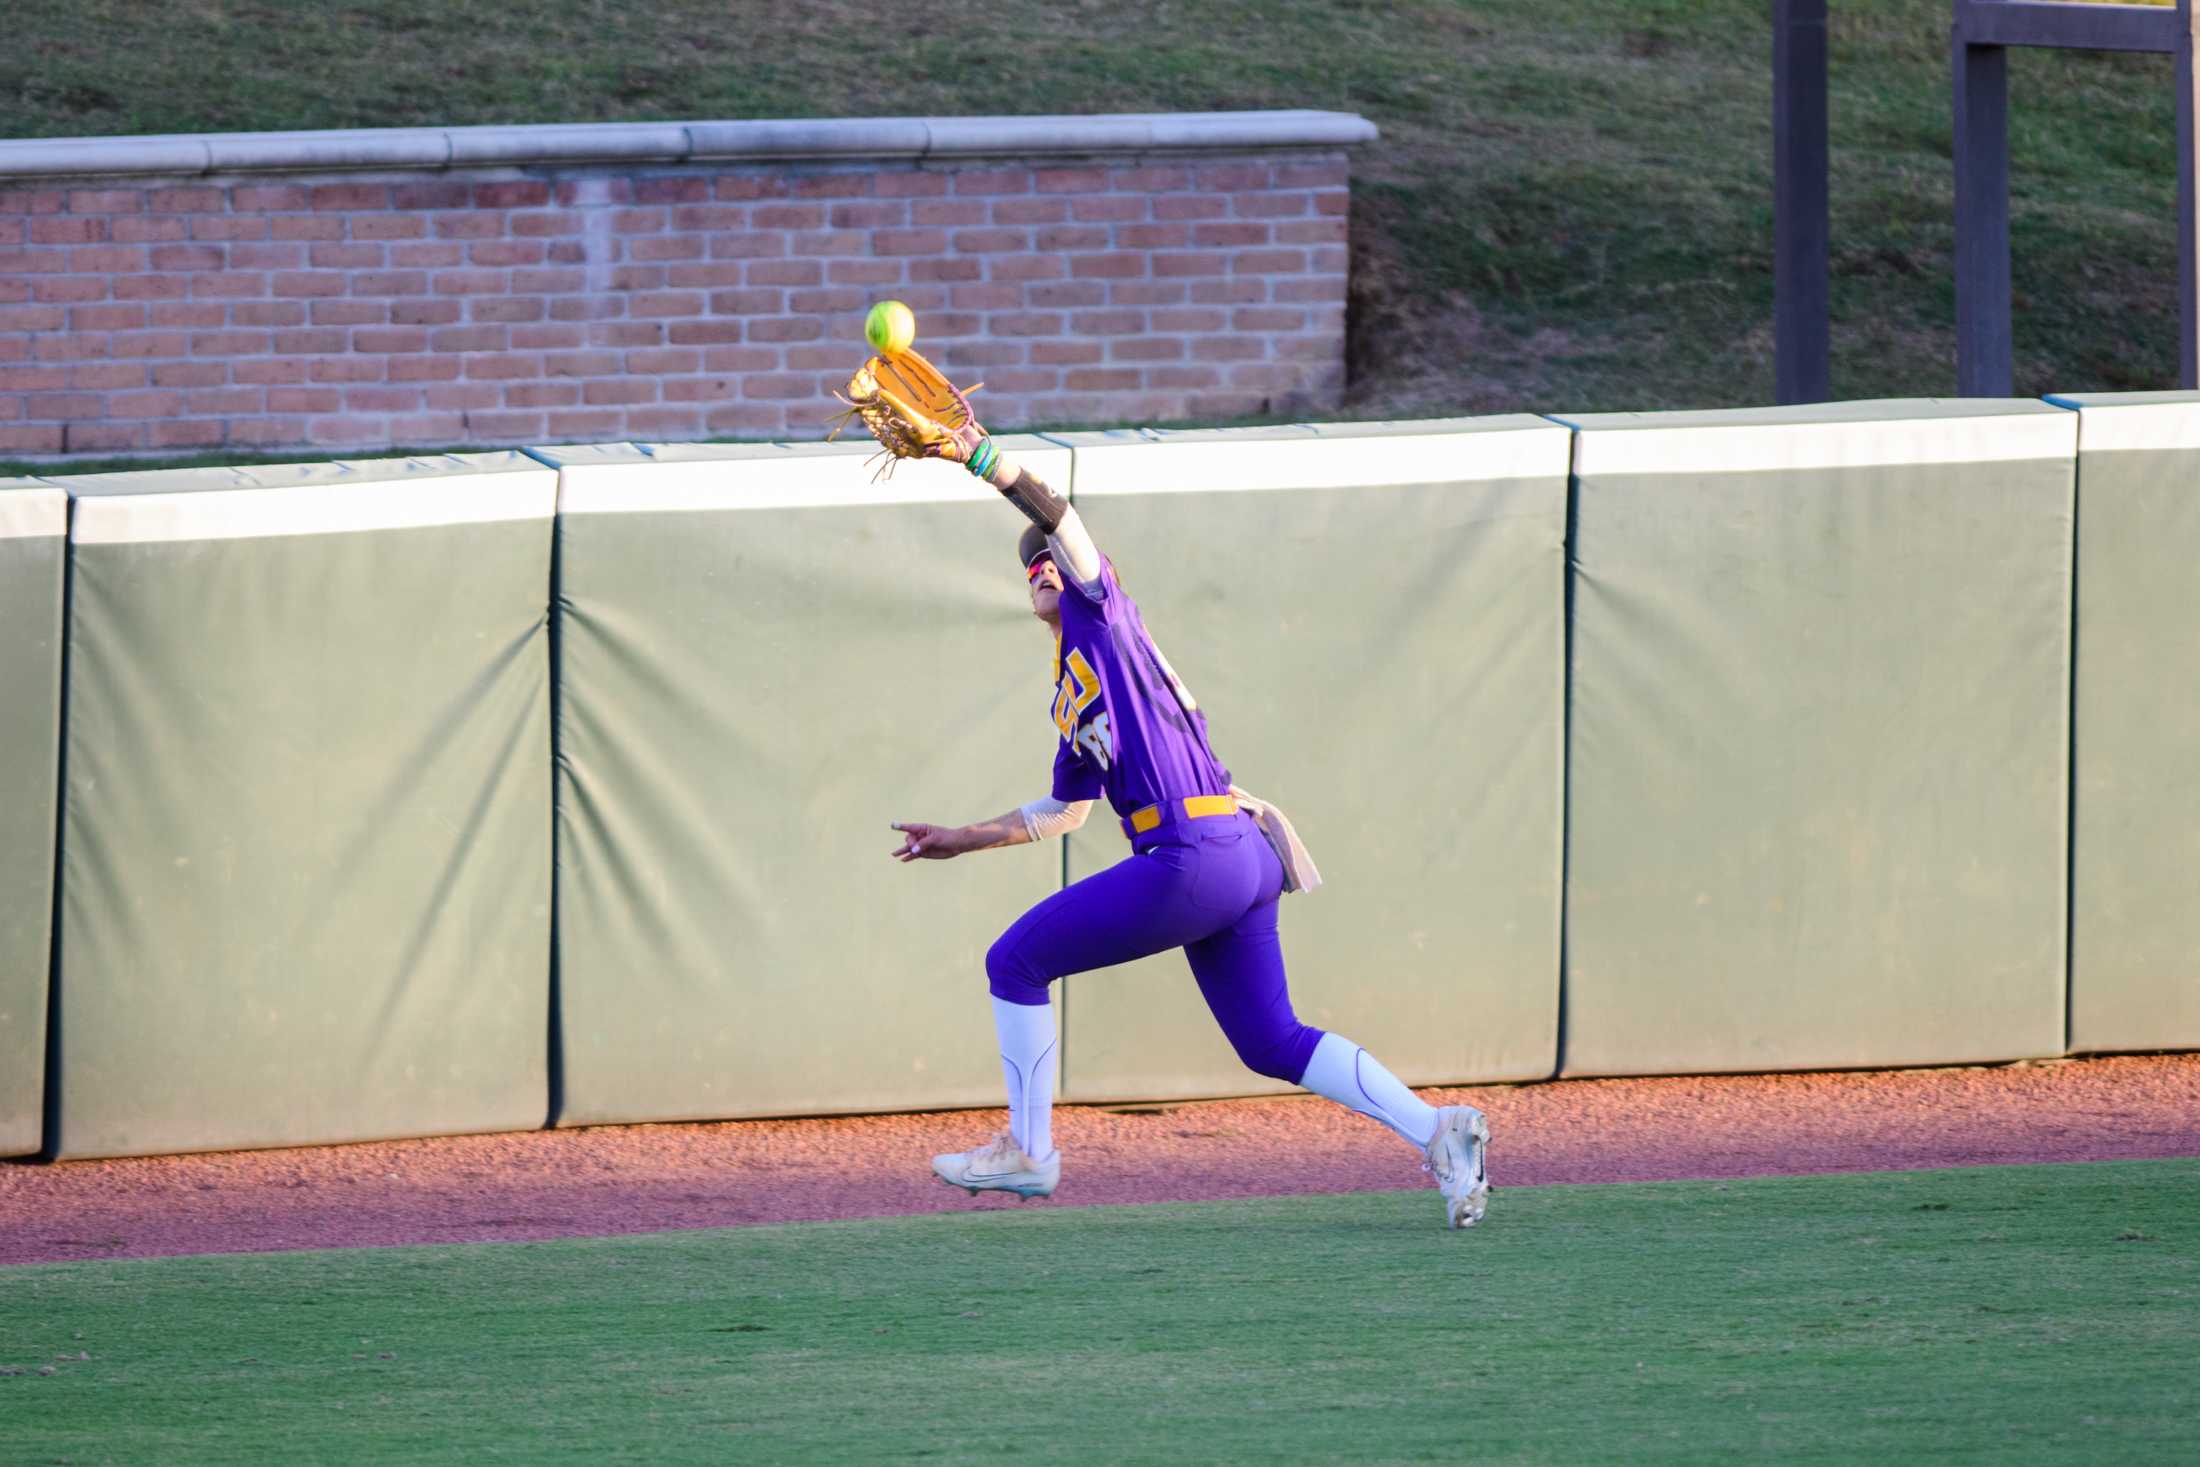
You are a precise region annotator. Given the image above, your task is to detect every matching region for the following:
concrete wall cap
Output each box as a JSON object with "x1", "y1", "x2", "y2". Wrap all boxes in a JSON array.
[
  {"x1": 1148, "y1": 110, "x2": 1379, "y2": 149},
  {"x1": 0, "y1": 110, "x2": 1377, "y2": 180},
  {"x1": 685, "y1": 118, "x2": 932, "y2": 158},
  {"x1": 0, "y1": 136, "x2": 214, "y2": 177},
  {"x1": 446, "y1": 122, "x2": 691, "y2": 166},
  {"x1": 923, "y1": 114, "x2": 1160, "y2": 156},
  {"x1": 203, "y1": 128, "x2": 453, "y2": 172}
]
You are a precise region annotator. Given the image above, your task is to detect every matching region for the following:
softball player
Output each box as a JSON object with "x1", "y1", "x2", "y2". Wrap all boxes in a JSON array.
[{"x1": 889, "y1": 428, "x2": 1490, "y2": 1229}]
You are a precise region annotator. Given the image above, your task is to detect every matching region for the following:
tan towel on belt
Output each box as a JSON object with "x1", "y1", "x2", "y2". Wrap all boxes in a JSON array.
[{"x1": 1228, "y1": 785, "x2": 1323, "y2": 895}]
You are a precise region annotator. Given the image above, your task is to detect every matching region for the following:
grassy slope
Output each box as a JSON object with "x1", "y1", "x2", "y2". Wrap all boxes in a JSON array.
[
  {"x1": 2, "y1": 1159, "x2": 2196, "y2": 1463},
  {"x1": 1, "y1": 0, "x2": 2180, "y2": 436}
]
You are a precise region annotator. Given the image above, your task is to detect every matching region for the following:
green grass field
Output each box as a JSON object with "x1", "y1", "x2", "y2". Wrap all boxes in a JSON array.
[
  {"x1": 3, "y1": 1159, "x2": 2193, "y2": 1463},
  {"x1": 4, "y1": 0, "x2": 2183, "y2": 437}
]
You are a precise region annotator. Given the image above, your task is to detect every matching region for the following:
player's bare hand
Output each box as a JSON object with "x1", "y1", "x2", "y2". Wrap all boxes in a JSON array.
[{"x1": 890, "y1": 822, "x2": 963, "y2": 861}]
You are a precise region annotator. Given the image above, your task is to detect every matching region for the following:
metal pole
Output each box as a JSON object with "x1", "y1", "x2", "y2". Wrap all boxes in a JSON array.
[
  {"x1": 1953, "y1": 6, "x2": 2013, "y2": 396},
  {"x1": 2178, "y1": 0, "x2": 2198, "y2": 388},
  {"x1": 1774, "y1": 0, "x2": 1831, "y2": 404}
]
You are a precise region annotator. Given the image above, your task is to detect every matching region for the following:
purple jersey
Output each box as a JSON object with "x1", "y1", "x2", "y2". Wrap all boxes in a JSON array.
[{"x1": 1048, "y1": 558, "x2": 1232, "y2": 818}]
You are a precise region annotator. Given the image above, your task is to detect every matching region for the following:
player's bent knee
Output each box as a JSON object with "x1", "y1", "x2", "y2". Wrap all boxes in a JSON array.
[
  {"x1": 1235, "y1": 1024, "x2": 1321, "y2": 1084},
  {"x1": 984, "y1": 933, "x2": 1054, "y2": 1005}
]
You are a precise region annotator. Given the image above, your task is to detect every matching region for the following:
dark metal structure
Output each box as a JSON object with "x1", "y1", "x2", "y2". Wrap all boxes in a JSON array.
[
  {"x1": 1775, "y1": 1, "x2": 2199, "y2": 401},
  {"x1": 1956, "y1": 0, "x2": 2197, "y2": 394},
  {"x1": 1774, "y1": 0, "x2": 1831, "y2": 404}
]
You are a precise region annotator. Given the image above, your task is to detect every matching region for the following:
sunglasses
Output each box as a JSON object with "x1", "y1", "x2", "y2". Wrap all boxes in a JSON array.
[{"x1": 1025, "y1": 556, "x2": 1058, "y2": 583}]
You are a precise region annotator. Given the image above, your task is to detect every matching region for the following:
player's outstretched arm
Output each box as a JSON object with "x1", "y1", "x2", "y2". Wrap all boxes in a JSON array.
[
  {"x1": 946, "y1": 421, "x2": 1103, "y2": 592},
  {"x1": 889, "y1": 799, "x2": 1092, "y2": 862},
  {"x1": 834, "y1": 327, "x2": 1101, "y2": 588},
  {"x1": 1039, "y1": 503, "x2": 1103, "y2": 595}
]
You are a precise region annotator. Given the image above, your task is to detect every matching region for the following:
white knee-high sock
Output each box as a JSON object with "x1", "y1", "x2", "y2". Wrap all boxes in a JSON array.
[
  {"x1": 1297, "y1": 1031, "x2": 1438, "y2": 1149},
  {"x1": 991, "y1": 996, "x2": 1058, "y2": 1161}
]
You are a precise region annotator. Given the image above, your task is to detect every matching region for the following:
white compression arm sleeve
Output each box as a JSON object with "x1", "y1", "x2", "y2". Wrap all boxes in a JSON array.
[
  {"x1": 1046, "y1": 506, "x2": 1104, "y2": 597},
  {"x1": 1018, "y1": 797, "x2": 1094, "y2": 843},
  {"x1": 978, "y1": 444, "x2": 1101, "y2": 593}
]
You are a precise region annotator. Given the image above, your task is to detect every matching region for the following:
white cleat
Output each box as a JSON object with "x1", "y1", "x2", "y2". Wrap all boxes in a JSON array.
[
  {"x1": 1424, "y1": 1105, "x2": 1490, "y2": 1229},
  {"x1": 931, "y1": 1132, "x2": 1061, "y2": 1200}
]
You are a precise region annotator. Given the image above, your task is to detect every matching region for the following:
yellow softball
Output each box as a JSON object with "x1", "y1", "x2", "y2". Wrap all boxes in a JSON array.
[{"x1": 865, "y1": 299, "x2": 916, "y2": 356}]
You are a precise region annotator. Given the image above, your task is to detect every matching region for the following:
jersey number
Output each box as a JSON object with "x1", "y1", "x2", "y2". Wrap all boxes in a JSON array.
[{"x1": 1075, "y1": 711, "x2": 1113, "y2": 770}]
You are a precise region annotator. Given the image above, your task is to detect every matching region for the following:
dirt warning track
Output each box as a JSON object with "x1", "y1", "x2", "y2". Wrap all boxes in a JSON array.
[{"x1": 3, "y1": 1053, "x2": 2195, "y2": 1266}]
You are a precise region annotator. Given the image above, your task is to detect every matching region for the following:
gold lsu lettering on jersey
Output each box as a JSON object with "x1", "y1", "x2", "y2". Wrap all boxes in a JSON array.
[{"x1": 1051, "y1": 646, "x2": 1114, "y2": 769}]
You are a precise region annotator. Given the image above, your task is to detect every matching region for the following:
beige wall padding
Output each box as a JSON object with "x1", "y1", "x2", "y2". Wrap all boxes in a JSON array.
[
  {"x1": 47, "y1": 455, "x2": 557, "y2": 1159},
  {"x1": 1048, "y1": 420, "x2": 1570, "y2": 1102},
  {"x1": 22, "y1": 391, "x2": 2189, "y2": 1159},
  {"x1": 2055, "y1": 392, "x2": 2200, "y2": 1052},
  {"x1": 542, "y1": 440, "x2": 1073, "y2": 1125},
  {"x1": 1561, "y1": 400, "x2": 2074, "y2": 1075},
  {"x1": 0, "y1": 483, "x2": 67, "y2": 1157}
]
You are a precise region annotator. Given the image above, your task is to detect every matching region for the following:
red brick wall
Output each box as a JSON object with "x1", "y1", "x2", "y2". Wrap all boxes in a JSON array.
[{"x1": 0, "y1": 154, "x2": 1351, "y2": 457}]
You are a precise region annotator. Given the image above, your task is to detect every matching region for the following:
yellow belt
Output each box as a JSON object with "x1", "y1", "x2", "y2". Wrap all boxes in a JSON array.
[{"x1": 1126, "y1": 794, "x2": 1239, "y2": 835}]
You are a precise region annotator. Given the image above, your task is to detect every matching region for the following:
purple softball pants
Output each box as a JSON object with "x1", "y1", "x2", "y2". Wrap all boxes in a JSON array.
[{"x1": 985, "y1": 811, "x2": 1325, "y2": 1085}]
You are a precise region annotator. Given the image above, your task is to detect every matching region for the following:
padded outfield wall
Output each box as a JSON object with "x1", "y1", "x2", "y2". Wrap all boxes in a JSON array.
[
  {"x1": 2052, "y1": 391, "x2": 2200, "y2": 1054},
  {"x1": 43, "y1": 455, "x2": 557, "y2": 1159},
  {"x1": 1560, "y1": 400, "x2": 2075, "y2": 1076},
  {"x1": 15, "y1": 396, "x2": 2200, "y2": 1158},
  {"x1": 541, "y1": 438, "x2": 1074, "y2": 1125},
  {"x1": 0, "y1": 482, "x2": 66, "y2": 1157},
  {"x1": 1048, "y1": 420, "x2": 1570, "y2": 1101}
]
